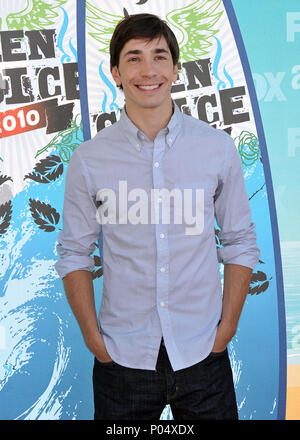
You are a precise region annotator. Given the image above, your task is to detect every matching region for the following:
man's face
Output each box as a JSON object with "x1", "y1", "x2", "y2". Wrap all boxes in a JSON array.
[{"x1": 111, "y1": 36, "x2": 178, "y2": 116}]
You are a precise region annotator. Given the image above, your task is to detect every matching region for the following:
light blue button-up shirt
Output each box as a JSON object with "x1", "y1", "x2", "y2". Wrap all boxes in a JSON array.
[{"x1": 55, "y1": 102, "x2": 260, "y2": 371}]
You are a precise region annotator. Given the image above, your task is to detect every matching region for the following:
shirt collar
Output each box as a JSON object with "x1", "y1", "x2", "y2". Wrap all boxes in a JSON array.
[{"x1": 119, "y1": 100, "x2": 183, "y2": 151}]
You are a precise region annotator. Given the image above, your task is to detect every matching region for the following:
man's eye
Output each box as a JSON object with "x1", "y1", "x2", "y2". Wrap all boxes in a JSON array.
[
  {"x1": 128, "y1": 57, "x2": 138, "y2": 62},
  {"x1": 155, "y1": 56, "x2": 166, "y2": 60}
]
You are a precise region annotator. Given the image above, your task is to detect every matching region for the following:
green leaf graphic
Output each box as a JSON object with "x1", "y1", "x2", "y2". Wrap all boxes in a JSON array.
[
  {"x1": 86, "y1": 1, "x2": 123, "y2": 55},
  {"x1": 166, "y1": 0, "x2": 223, "y2": 61},
  {"x1": 6, "y1": 0, "x2": 67, "y2": 31}
]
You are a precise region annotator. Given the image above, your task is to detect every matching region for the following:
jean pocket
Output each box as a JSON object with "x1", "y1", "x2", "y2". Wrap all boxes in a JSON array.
[
  {"x1": 95, "y1": 357, "x2": 115, "y2": 367},
  {"x1": 209, "y1": 348, "x2": 227, "y2": 357}
]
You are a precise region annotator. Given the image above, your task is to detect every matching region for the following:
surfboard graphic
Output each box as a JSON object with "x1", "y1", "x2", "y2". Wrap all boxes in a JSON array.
[
  {"x1": 0, "y1": 0, "x2": 94, "y2": 420},
  {"x1": 79, "y1": 0, "x2": 286, "y2": 420},
  {"x1": 0, "y1": 0, "x2": 286, "y2": 420}
]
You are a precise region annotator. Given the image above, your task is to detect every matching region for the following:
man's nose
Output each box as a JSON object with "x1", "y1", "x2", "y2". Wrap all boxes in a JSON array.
[{"x1": 140, "y1": 59, "x2": 157, "y2": 77}]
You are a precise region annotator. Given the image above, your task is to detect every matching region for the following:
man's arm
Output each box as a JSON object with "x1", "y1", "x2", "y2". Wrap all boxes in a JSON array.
[
  {"x1": 213, "y1": 135, "x2": 260, "y2": 352},
  {"x1": 55, "y1": 149, "x2": 111, "y2": 361},
  {"x1": 63, "y1": 270, "x2": 112, "y2": 362},
  {"x1": 212, "y1": 263, "x2": 252, "y2": 352}
]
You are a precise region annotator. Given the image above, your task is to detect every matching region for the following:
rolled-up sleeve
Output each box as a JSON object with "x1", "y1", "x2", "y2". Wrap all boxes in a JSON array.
[
  {"x1": 55, "y1": 148, "x2": 101, "y2": 279},
  {"x1": 215, "y1": 136, "x2": 260, "y2": 270}
]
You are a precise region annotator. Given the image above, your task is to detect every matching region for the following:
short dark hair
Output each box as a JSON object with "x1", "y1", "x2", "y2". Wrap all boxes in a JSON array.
[{"x1": 109, "y1": 13, "x2": 179, "y2": 72}]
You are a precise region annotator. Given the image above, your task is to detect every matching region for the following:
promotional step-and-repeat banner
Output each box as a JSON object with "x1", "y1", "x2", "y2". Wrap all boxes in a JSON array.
[{"x1": 0, "y1": 0, "x2": 296, "y2": 420}]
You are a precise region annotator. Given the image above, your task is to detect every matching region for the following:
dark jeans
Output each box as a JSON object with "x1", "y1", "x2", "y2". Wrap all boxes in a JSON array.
[{"x1": 92, "y1": 339, "x2": 238, "y2": 420}]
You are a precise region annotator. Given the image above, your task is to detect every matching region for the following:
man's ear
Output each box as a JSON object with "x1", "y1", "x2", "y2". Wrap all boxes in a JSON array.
[
  {"x1": 111, "y1": 65, "x2": 122, "y2": 87},
  {"x1": 172, "y1": 63, "x2": 179, "y2": 83}
]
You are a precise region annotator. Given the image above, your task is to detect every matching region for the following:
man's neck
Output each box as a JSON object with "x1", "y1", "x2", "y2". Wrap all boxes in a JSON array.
[{"x1": 125, "y1": 99, "x2": 174, "y2": 141}]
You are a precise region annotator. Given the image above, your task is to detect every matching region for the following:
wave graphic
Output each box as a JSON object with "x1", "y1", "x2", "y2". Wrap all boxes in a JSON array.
[
  {"x1": 57, "y1": 7, "x2": 78, "y2": 63},
  {"x1": 0, "y1": 164, "x2": 94, "y2": 420},
  {"x1": 212, "y1": 36, "x2": 234, "y2": 90},
  {"x1": 98, "y1": 61, "x2": 119, "y2": 114}
]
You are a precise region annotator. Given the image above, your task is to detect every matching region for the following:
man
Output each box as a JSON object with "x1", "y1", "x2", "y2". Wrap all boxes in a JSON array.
[{"x1": 55, "y1": 13, "x2": 260, "y2": 420}]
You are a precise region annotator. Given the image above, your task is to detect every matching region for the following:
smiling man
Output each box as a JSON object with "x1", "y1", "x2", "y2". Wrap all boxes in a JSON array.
[
  {"x1": 55, "y1": 13, "x2": 260, "y2": 420},
  {"x1": 110, "y1": 36, "x2": 178, "y2": 140},
  {"x1": 110, "y1": 22, "x2": 180, "y2": 144}
]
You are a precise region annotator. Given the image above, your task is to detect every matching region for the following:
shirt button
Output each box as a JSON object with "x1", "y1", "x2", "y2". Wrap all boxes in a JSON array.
[
  {"x1": 160, "y1": 233, "x2": 165, "y2": 239},
  {"x1": 160, "y1": 301, "x2": 165, "y2": 307},
  {"x1": 154, "y1": 162, "x2": 160, "y2": 167},
  {"x1": 160, "y1": 267, "x2": 166, "y2": 273}
]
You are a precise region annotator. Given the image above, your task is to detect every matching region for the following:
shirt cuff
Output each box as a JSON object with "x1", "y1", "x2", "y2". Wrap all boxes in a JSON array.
[
  {"x1": 55, "y1": 255, "x2": 95, "y2": 279},
  {"x1": 217, "y1": 245, "x2": 260, "y2": 270}
]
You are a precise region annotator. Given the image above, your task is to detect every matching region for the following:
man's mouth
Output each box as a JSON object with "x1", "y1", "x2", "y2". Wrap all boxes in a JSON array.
[{"x1": 136, "y1": 83, "x2": 162, "y2": 91}]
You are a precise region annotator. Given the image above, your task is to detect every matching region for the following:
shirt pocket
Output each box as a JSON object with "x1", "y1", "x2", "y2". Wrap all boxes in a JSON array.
[{"x1": 172, "y1": 181, "x2": 215, "y2": 236}]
